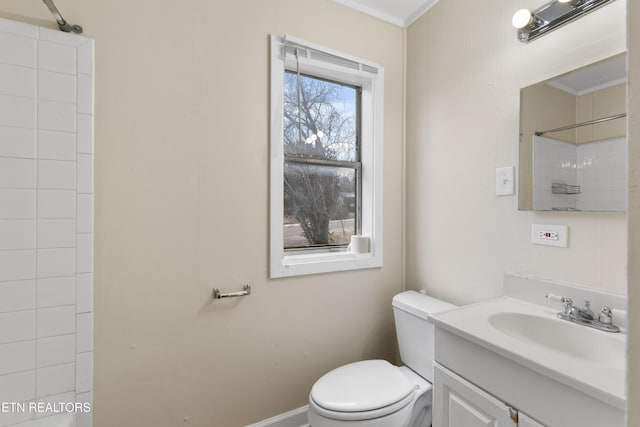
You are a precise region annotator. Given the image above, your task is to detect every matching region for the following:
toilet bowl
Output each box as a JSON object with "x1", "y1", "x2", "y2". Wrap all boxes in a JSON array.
[{"x1": 307, "y1": 291, "x2": 456, "y2": 427}]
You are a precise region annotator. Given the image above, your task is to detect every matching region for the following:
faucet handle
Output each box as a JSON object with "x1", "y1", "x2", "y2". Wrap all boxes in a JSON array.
[
  {"x1": 599, "y1": 306, "x2": 613, "y2": 325},
  {"x1": 546, "y1": 293, "x2": 571, "y2": 304},
  {"x1": 546, "y1": 293, "x2": 573, "y2": 315}
]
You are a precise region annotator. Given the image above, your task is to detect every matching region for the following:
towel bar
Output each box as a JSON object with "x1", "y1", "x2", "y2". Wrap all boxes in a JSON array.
[{"x1": 213, "y1": 284, "x2": 251, "y2": 300}]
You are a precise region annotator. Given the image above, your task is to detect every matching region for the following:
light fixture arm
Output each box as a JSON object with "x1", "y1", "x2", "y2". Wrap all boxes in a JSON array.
[{"x1": 513, "y1": 0, "x2": 616, "y2": 42}]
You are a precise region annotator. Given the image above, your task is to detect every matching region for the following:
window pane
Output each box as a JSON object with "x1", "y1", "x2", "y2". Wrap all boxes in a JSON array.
[
  {"x1": 284, "y1": 163, "x2": 357, "y2": 249},
  {"x1": 284, "y1": 71, "x2": 358, "y2": 162}
]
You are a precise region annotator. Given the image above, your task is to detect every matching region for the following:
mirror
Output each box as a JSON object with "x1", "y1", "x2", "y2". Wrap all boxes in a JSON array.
[{"x1": 518, "y1": 53, "x2": 627, "y2": 212}]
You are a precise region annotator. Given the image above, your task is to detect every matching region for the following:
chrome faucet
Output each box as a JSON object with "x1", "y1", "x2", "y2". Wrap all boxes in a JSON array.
[{"x1": 546, "y1": 294, "x2": 620, "y2": 333}]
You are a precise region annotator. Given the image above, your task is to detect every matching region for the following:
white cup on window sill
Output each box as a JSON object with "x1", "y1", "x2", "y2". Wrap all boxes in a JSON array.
[{"x1": 349, "y1": 235, "x2": 370, "y2": 254}]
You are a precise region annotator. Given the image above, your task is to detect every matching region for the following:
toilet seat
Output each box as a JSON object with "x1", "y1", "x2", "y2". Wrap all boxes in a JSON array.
[{"x1": 310, "y1": 360, "x2": 415, "y2": 421}]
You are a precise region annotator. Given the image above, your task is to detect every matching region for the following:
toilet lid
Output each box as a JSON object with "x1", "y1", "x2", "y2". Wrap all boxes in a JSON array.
[{"x1": 310, "y1": 360, "x2": 415, "y2": 413}]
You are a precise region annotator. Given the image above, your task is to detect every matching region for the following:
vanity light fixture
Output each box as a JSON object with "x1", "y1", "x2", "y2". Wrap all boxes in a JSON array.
[{"x1": 512, "y1": 0, "x2": 616, "y2": 42}]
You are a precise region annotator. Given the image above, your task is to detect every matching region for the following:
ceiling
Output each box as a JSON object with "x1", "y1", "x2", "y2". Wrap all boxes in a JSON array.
[
  {"x1": 330, "y1": 0, "x2": 439, "y2": 27},
  {"x1": 547, "y1": 54, "x2": 627, "y2": 96}
]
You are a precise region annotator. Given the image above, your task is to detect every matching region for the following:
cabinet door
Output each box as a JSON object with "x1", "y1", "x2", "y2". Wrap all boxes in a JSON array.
[
  {"x1": 519, "y1": 413, "x2": 545, "y2": 427},
  {"x1": 433, "y1": 363, "x2": 517, "y2": 427}
]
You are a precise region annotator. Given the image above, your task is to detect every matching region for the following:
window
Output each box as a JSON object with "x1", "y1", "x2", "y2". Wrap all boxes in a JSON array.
[{"x1": 270, "y1": 35, "x2": 383, "y2": 278}]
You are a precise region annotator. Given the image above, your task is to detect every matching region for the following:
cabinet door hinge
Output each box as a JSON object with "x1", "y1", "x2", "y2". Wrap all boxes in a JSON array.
[{"x1": 508, "y1": 407, "x2": 519, "y2": 424}]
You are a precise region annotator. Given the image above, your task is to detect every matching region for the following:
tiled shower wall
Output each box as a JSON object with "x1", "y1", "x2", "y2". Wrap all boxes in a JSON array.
[
  {"x1": 0, "y1": 18, "x2": 94, "y2": 427},
  {"x1": 533, "y1": 135, "x2": 626, "y2": 211}
]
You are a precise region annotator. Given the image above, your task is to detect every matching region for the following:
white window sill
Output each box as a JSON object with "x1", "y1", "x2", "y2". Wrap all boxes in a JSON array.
[{"x1": 272, "y1": 250, "x2": 382, "y2": 278}]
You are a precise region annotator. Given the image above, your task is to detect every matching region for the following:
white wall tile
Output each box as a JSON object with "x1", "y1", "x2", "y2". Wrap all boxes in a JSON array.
[
  {"x1": 76, "y1": 235, "x2": 92, "y2": 274},
  {"x1": 38, "y1": 160, "x2": 76, "y2": 190},
  {"x1": 0, "y1": 250, "x2": 35, "y2": 282},
  {"x1": 37, "y1": 219, "x2": 75, "y2": 249},
  {"x1": 0, "y1": 370, "x2": 35, "y2": 403},
  {"x1": 0, "y1": 404, "x2": 34, "y2": 427},
  {"x1": 36, "y1": 362, "x2": 74, "y2": 397},
  {"x1": 0, "y1": 310, "x2": 35, "y2": 344},
  {"x1": 0, "y1": 340, "x2": 35, "y2": 375},
  {"x1": 76, "y1": 114, "x2": 92, "y2": 154},
  {"x1": 77, "y1": 195, "x2": 92, "y2": 234},
  {"x1": 75, "y1": 391, "x2": 92, "y2": 427},
  {"x1": 37, "y1": 277, "x2": 75, "y2": 308},
  {"x1": 37, "y1": 248, "x2": 75, "y2": 278},
  {"x1": 0, "y1": 17, "x2": 38, "y2": 38},
  {"x1": 37, "y1": 334, "x2": 75, "y2": 368},
  {"x1": 37, "y1": 190, "x2": 75, "y2": 219},
  {"x1": 75, "y1": 352, "x2": 92, "y2": 393},
  {"x1": 0, "y1": 127, "x2": 36, "y2": 159},
  {"x1": 37, "y1": 41, "x2": 76, "y2": 75},
  {"x1": 77, "y1": 42, "x2": 93, "y2": 75},
  {"x1": 37, "y1": 306, "x2": 75, "y2": 338},
  {"x1": 75, "y1": 313, "x2": 92, "y2": 353},
  {"x1": 0, "y1": 32, "x2": 37, "y2": 68},
  {"x1": 34, "y1": 391, "x2": 75, "y2": 419},
  {"x1": 0, "y1": 219, "x2": 35, "y2": 250},
  {"x1": 0, "y1": 280, "x2": 35, "y2": 313},
  {"x1": 0, "y1": 94, "x2": 36, "y2": 128},
  {"x1": 38, "y1": 100, "x2": 75, "y2": 133},
  {"x1": 0, "y1": 189, "x2": 35, "y2": 219},
  {"x1": 77, "y1": 74, "x2": 92, "y2": 115},
  {"x1": 38, "y1": 130, "x2": 75, "y2": 161},
  {"x1": 38, "y1": 71, "x2": 76, "y2": 104},
  {"x1": 77, "y1": 154, "x2": 92, "y2": 194},
  {"x1": 0, "y1": 64, "x2": 36, "y2": 98},
  {"x1": 76, "y1": 274, "x2": 92, "y2": 314},
  {"x1": 0, "y1": 158, "x2": 35, "y2": 188},
  {"x1": 39, "y1": 27, "x2": 88, "y2": 47}
]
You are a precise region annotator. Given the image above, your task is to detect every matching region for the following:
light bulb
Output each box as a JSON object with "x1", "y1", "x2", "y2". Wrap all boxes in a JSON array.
[
  {"x1": 317, "y1": 130, "x2": 324, "y2": 138},
  {"x1": 305, "y1": 137, "x2": 312, "y2": 144},
  {"x1": 311, "y1": 134, "x2": 318, "y2": 141},
  {"x1": 512, "y1": 9, "x2": 533, "y2": 29}
]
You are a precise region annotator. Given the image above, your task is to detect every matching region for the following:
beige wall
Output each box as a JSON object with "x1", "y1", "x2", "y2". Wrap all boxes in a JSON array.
[
  {"x1": 0, "y1": 1, "x2": 404, "y2": 426},
  {"x1": 406, "y1": 0, "x2": 627, "y2": 304},
  {"x1": 576, "y1": 83, "x2": 627, "y2": 142},
  {"x1": 627, "y1": 0, "x2": 639, "y2": 423}
]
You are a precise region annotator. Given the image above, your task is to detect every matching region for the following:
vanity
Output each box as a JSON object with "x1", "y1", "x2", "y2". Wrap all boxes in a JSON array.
[{"x1": 429, "y1": 275, "x2": 626, "y2": 427}]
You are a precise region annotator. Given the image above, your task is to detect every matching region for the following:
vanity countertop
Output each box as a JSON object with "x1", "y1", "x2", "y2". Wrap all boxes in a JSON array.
[{"x1": 430, "y1": 296, "x2": 626, "y2": 410}]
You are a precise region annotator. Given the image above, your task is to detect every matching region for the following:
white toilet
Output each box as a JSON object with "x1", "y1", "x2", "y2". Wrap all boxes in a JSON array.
[{"x1": 308, "y1": 291, "x2": 456, "y2": 427}]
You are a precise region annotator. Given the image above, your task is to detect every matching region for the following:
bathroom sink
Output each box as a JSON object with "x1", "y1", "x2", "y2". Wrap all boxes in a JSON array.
[{"x1": 487, "y1": 312, "x2": 625, "y2": 369}]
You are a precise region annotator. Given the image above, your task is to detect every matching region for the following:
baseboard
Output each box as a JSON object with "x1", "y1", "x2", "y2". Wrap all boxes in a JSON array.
[{"x1": 246, "y1": 406, "x2": 309, "y2": 427}]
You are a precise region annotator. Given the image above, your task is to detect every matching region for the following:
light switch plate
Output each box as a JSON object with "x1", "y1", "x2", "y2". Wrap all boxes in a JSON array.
[
  {"x1": 496, "y1": 166, "x2": 515, "y2": 196},
  {"x1": 531, "y1": 224, "x2": 568, "y2": 247}
]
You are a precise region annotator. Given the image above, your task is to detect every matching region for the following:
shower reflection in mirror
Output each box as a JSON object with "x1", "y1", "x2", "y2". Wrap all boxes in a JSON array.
[{"x1": 519, "y1": 53, "x2": 627, "y2": 212}]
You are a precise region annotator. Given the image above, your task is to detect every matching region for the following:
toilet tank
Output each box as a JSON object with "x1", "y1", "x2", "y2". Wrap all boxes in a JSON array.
[{"x1": 392, "y1": 291, "x2": 457, "y2": 383}]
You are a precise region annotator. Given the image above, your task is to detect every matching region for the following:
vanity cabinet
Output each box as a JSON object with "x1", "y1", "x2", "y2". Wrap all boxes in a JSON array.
[
  {"x1": 432, "y1": 326, "x2": 625, "y2": 427},
  {"x1": 434, "y1": 363, "x2": 543, "y2": 427}
]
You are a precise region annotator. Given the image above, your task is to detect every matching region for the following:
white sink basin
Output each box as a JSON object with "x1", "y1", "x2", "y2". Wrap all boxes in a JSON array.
[
  {"x1": 487, "y1": 312, "x2": 625, "y2": 369},
  {"x1": 430, "y1": 296, "x2": 627, "y2": 410}
]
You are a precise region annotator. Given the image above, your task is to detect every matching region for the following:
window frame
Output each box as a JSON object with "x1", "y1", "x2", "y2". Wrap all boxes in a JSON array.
[{"x1": 270, "y1": 34, "x2": 384, "y2": 278}]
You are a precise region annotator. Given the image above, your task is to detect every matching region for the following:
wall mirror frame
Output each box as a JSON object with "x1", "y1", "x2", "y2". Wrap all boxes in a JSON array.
[{"x1": 518, "y1": 53, "x2": 627, "y2": 212}]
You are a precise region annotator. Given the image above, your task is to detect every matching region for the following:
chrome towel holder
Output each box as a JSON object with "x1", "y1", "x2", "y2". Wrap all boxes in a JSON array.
[{"x1": 213, "y1": 284, "x2": 251, "y2": 300}]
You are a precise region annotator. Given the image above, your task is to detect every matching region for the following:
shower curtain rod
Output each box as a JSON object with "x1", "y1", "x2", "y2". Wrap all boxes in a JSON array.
[
  {"x1": 41, "y1": 0, "x2": 82, "y2": 34},
  {"x1": 535, "y1": 113, "x2": 627, "y2": 137}
]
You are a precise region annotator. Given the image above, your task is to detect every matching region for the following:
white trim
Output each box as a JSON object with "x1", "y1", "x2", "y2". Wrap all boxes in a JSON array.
[
  {"x1": 404, "y1": 0, "x2": 441, "y2": 27},
  {"x1": 246, "y1": 406, "x2": 309, "y2": 427},
  {"x1": 269, "y1": 35, "x2": 384, "y2": 278},
  {"x1": 329, "y1": 0, "x2": 405, "y2": 27},
  {"x1": 328, "y1": 0, "x2": 441, "y2": 28}
]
